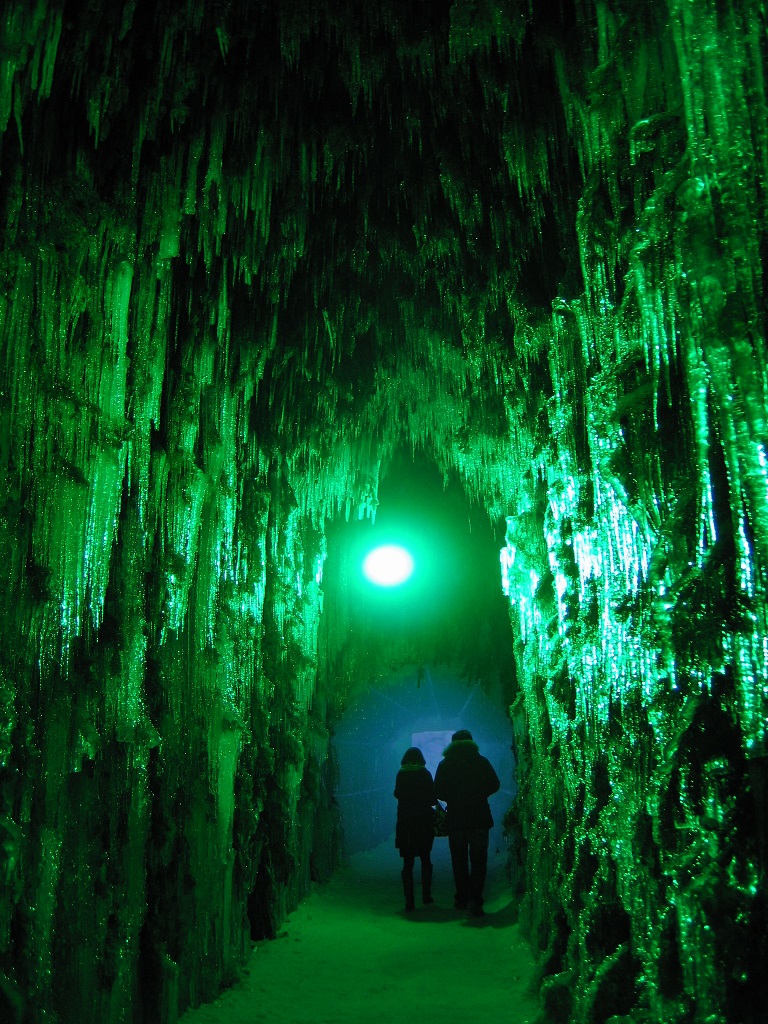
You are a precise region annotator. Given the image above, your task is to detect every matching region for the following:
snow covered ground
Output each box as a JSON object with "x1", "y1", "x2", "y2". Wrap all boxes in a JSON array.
[{"x1": 181, "y1": 837, "x2": 541, "y2": 1024}]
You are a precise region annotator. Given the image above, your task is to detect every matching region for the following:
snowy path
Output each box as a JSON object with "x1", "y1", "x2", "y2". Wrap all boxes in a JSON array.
[{"x1": 181, "y1": 838, "x2": 541, "y2": 1024}]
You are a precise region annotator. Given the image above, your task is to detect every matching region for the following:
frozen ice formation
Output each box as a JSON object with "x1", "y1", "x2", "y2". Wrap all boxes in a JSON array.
[{"x1": 1, "y1": 1, "x2": 767, "y2": 1023}]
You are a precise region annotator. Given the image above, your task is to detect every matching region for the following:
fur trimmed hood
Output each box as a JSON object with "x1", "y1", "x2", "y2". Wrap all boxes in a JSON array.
[{"x1": 441, "y1": 738, "x2": 480, "y2": 757}]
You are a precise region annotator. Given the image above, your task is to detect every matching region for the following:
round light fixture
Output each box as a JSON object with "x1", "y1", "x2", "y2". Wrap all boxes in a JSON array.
[{"x1": 362, "y1": 544, "x2": 414, "y2": 587}]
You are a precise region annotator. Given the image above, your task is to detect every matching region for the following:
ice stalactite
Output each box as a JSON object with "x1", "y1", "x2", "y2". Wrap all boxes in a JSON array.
[{"x1": 0, "y1": 2, "x2": 62, "y2": 139}]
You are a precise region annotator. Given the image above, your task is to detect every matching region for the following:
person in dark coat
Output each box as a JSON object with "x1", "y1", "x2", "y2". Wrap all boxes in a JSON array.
[
  {"x1": 434, "y1": 729, "x2": 500, "y2": 916},
  {"x1": 394, "y1": 746, "x2": 436, "y2": 911}
]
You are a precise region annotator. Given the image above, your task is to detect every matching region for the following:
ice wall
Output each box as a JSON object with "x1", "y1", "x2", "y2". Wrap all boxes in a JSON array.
[
  {"x1": 0, "y1": 2, "x2": 766, "y2": 1023},
  {"x1": 499, "y1": 3, "x2": 768, "y2": 1021}
]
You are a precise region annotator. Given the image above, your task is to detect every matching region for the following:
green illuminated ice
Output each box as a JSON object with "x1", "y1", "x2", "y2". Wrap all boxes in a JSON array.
[{"x1": 0, "y1": 1, "x2": 766, "y2": 1022}]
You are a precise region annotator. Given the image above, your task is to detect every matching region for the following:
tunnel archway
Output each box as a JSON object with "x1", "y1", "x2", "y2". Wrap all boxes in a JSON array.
[
  {"x1": 319, "y1": 449, "x2": 517, "y2": 697},
  {"x1": 319, "y1": 449, "x2": 519, "y2": 860}
]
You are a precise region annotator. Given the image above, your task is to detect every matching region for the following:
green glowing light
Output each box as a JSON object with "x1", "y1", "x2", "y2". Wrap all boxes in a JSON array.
[{"x1": 362, "y1": 545, "x2": 414, "y2": 586}]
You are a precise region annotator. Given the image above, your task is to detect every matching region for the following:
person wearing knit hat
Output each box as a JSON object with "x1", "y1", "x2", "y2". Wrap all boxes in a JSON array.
[{"x1": 434, "y1": 729, "x2": 500, "y2": 916}]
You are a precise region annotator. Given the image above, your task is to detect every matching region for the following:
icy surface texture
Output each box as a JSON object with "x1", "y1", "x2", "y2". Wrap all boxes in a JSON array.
[
  {"x1": 0, "y1": 1, "x2": 766, "y2": 1023},
  {"x1": 502, "y1": 3, "x2": 768, "y2": 1023}
]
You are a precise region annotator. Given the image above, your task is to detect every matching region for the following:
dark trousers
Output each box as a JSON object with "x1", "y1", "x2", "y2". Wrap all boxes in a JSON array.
[
  {"x1": 401, "y1": 853, "x2": 433, "y2": 906},
  {"x1": 448, "y1": 828, "x2": 490, "y2": 906}
]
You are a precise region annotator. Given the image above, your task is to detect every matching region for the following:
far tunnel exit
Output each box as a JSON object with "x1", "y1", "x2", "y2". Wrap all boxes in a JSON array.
[
  {"x1": 410, "y1": 729, "x2": 454, "y2": 778},
  {"x1": 333, "y1": 667, "x2": 516, "y2": 856}
]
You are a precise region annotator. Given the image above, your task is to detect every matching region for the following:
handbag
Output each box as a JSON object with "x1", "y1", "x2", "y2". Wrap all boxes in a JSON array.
[{"x1": 433, "y1": 801, "x2": 448, "y2": 838}]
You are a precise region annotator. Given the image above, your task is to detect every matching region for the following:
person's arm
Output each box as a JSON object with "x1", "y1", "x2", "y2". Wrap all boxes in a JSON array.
[
  {"x1": 484, "y1": 758, "x2": 500, "y2": 797},
  {"x1": 434, "y1": 762, "x2": 447, "y2": 802}
]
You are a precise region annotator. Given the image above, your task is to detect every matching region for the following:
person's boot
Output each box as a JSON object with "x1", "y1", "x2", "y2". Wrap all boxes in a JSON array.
[
  {"x1": 401, "y1": 869, "x2": 415, "y2": 911},
  {"x1": 422, "y1": 861, "x2": 434, "y2": 904}
]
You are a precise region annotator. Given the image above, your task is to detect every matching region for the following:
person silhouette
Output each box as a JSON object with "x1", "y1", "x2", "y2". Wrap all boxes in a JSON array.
[
  {"x1": 394, "y1": 746, "x2": 436, "y2": 911},
  {"x1": 434, "y1": 729, "x2": 500, "y2": 916}
]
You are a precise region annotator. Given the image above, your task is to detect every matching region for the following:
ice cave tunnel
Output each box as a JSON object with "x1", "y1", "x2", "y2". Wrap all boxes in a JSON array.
[{"x1": 1, "y1": 1, "x2": 767, "y2": 1022}]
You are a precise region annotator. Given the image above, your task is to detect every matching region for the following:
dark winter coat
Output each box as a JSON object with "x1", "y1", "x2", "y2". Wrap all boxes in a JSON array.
[
  {"x1": 434, "y1": 739, "x2": 500, "y2": 832},
  {"x1": 394, "y1": 765, "x2": 435, "y2": 856}
]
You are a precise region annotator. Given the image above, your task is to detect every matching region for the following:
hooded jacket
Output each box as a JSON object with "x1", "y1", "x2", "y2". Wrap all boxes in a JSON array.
[{"x1": 434, "y1": 738, "x2": 500, "y2": 832}]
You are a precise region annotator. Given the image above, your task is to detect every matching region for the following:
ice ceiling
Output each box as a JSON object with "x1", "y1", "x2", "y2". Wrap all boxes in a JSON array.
[{"x1": 1, "y1": 1, "x2": 767, "y2": 1023}]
